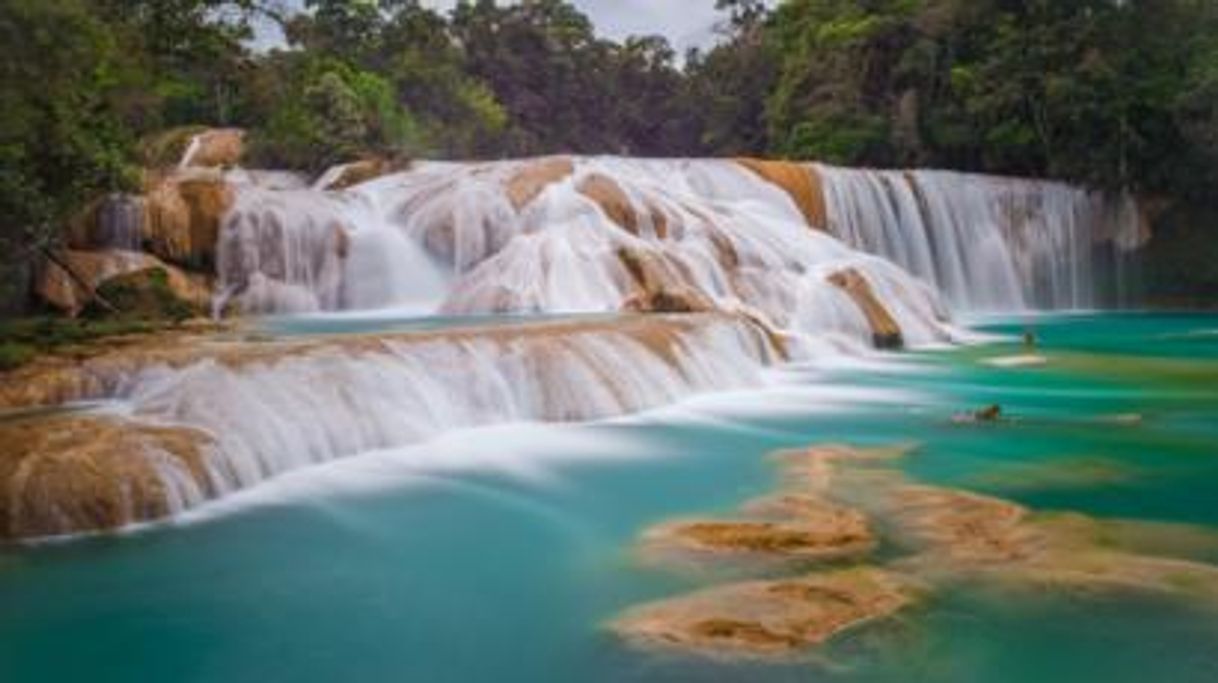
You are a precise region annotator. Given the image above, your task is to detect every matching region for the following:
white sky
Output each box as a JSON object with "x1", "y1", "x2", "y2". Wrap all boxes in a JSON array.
[
  {"x1": 420, "y1": 0, "x2": 731, "y2": 54},
  {"x1": 258, "y1": 1, "x2": 770, "y2": 55}
]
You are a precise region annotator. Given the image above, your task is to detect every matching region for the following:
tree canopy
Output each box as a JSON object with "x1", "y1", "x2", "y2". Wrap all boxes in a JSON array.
[{"x1": 3, "y1": 0, "x2": 1218, "y2": 311}]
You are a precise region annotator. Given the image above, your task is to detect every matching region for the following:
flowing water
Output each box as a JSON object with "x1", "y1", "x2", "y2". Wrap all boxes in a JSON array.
[
  {"x1": 2, "y1": 312, "x2": 1217, "y2": 682},
  {"x1": 0, "y1": 157, "x2": 1203, "y2": 680}
]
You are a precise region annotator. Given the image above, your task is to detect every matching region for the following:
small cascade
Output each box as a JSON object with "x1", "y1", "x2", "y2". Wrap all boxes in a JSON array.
[
  {"x1": 815, "y1": 164, "x2": 1140, "y2": 311},
  {"x1": 132, "y1": 317, "x2": 773, "y2": 507},
  {"x1": 94, "y1": 193, "x2": 146, "y2": 251},
  {"x1": 214, "y1": 178, "x2": 450, "y2": 315}
]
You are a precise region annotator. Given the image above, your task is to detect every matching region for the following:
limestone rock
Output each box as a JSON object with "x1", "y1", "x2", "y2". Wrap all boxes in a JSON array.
[
  {"x1": 37, "y1": 249, "x2": 210, "y2": 317},
  {"x1": 736, "y1": 158, "x2": 827, "y2": 229},
  {"x1": 143, "y1": 174, "x2": 234, "y2": 269},
  {"x1": 317, "y1": 157, "x2": 410, "y2": 191},
  {"x1": 0, "y1": 415, "x2": 215, "y2": 539},
  {"x1": 828, "y1": 268, "x2": 904, "y2": 349},
  {"x1": 178, "y1": 128, "x2": 245, "y2": 168},
  {"x1": 504, "y1": 157, "x2": 574, "y2": 210},
  {"x1": 612, "y1": 568, "x2": 915, "y2": 658},
  {"x1": 577, "y1": 173, "x2": 669, "y2": 237}
]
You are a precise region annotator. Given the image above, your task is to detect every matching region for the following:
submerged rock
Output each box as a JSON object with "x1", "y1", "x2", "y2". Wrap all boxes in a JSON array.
[
  {"x1": 642, "y1": 512, "x2": 872, "y2": 564},
  {"x1": 612, "y1": 568, "x2": 916, "y2": 658}
]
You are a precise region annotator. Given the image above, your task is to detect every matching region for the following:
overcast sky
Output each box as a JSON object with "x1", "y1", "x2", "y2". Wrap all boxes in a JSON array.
[
  {"x1": 420, "y1": 0, "x2": 732, "y2": 54},
  {"x1": 259, "y1": 1, "x2": 768, "y2": 55}
]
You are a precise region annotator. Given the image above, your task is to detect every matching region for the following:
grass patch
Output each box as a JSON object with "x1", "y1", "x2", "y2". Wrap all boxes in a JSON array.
[{"x1": 0, "y1": 317, "x2": 164, "y2": 371}]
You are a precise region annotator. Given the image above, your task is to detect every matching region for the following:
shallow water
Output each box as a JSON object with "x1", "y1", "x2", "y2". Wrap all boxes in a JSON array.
[{"x1": 2, "y1": 312, "x2": 1217, "y2": 682}]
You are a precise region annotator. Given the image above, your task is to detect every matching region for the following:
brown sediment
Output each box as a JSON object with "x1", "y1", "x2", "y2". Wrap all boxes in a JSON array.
[
  {"x1": 961, "y1": 457, "x2": 1139, "y2": 493},
  {"x1": 0, "y1": 415, "x2": 215, "y2": 538},
  {"x1": 504, "y1": 157, "x2": 574, "y2": 210},
  {"x1": 612, "y1": 568, "x2": 916, "y2": 658},
  {"x1": 827, "y1": 268, "x2": 904, "y2": 349},
  {"x1": 736, "y1": 159, "x2": 827, "y2": 229}
]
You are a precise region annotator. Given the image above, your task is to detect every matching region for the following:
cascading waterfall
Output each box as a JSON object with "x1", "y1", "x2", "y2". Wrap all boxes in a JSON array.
[
  {"x1": 112, "y1": 317, "x2": 772, "y2": 515},
  {"x1": 815, "y1": 164, "x2": 1141, "y2": 311},
  {"x1": 2, "y1": 154, "x2": 1148, "y2": 536},
  {"x1": 214, "y1": 158, "x2": 957, "y2": 350}
]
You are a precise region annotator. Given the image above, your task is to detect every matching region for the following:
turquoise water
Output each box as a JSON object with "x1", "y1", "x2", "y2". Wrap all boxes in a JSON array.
[{"x1": 2, "y1": 313, "x2": 1218, "y2": 682}]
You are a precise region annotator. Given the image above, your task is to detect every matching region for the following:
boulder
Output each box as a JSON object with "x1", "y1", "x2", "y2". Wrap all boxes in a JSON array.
[
  {"x1": 827, "y1": 268, "x2": 904, "y2": 349},
  {"x1": 37, "y1": 249, "x2": 210, "y2": 317},
  {"x1": 178, "y1": 128, "x2": 245, "y2": 168},
  {"x1": 736, "y1": 158, "x2": 827, "y2": 229},
  {"x1": 143, "y1": 175, "x2": 234, "y2": 269}
]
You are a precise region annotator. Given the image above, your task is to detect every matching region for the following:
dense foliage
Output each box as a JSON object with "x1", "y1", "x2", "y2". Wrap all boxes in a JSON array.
[{"x1": 3, "y1": 0, "x2": 1218, "y2": 311}]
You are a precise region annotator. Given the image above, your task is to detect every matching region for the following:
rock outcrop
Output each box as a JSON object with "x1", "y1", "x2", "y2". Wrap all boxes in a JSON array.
[
  {"x1": 736, "y1": 158, "x2": 827, "y2": 229},
  {"x1": 828, "y1": 268, "x2": 904, "y2": 349},
  {"x1": 143, "y1": 174, "x2": 234, "y2": 269},
  {"x1": 613, "y1": 568, "x2": 915, "y2": 658},
  {"x1": 37, "y1": 250, "x2": 210, "y2": 317},
  {"x1": 0, "y1": 415, "x2": 214, "y2": 538},
  {"x1": 316, "y1": 157, "x2": 410, "y2": 191},
  {"x1": 505, "y1": 156, "x2": 574, "y2": 210},
  {"x1": 178, "y1": 128, "x2": 245, "y2": 168},
  {"x1": 577, "y1": 173, "x2": 668, "y2": 237}
]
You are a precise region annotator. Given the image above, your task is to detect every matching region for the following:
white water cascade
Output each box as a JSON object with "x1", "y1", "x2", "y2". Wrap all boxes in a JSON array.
[
  {"x1": 815, "y1": 164, "x2": 1141, "y2": 311},
  {"x1": 214, "y1": 158, "x2": 958, "y2": 351},
  {"x1": 119, "y1": 316, "x2": 775, "y2": 499}
]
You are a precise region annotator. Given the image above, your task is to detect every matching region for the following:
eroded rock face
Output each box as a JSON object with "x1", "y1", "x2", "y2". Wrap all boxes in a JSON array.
[
  {"x1": 577, "y1": 173, "x2": 668, "y2": 238},
  {"x1": 828, "y1": 268, "x2": 904, "y2": 349},
  {"x1": 504, "y1": 157, "x2": 574, "y2": 210},
  {"x1": 612, "y1": 568, "x2": 915, "y2": 658},
  {"x1": 736, "y1": 159, "x2": 827, "y2": 229},
  {"x1": 0, "y1": 415, "x2": 215, "y2": 538},
  {"x1": 317, "y1": 157, "x2": 410, "y2": 191},
  {"x1": 36, "y1": 250, "x2": 211, "y2": 316},
  {"x1": 143, "y1": 175, "x2": 235, "y2": 269},
  {"x1": 179, "y1": 128, "x2": 245, "y2": 168}
]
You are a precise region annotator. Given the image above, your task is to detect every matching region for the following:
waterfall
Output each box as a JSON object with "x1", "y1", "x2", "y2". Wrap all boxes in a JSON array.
[
  {"x1": 815, "y1": 164, "x2": 1140, "y2": 311},
  {"x1": 122, "y1": 316, "x2": 774, "y2": 500},
  {"x1": 94, "y1": 194, "x2": 146, "y2": 251},
  {"x1": 213, "y1": 158, "x2": 957, "y2": 350},
  {"x1": 215, "y1": 179, "x2": 450, "y2": 315}
]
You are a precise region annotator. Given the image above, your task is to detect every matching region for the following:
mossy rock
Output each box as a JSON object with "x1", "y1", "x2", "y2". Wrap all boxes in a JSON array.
[
  {"x1": 138, "y1": 126, "x2": 210, "y2": 169},
  {"x1": 85, "y1": 268, "x2": 199, "y2": 322}
]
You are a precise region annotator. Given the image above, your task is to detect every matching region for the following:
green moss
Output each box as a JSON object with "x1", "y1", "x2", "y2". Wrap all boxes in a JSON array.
[
  {"x1": 0, "y1": 343, "x2": 36, "y2": 371},
  {"x1": 0, "y1": 317, "x2": 163, "y2": 371},
  {"x1": 85, "y1": 267, "x2": 198, "y2": 323}
]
